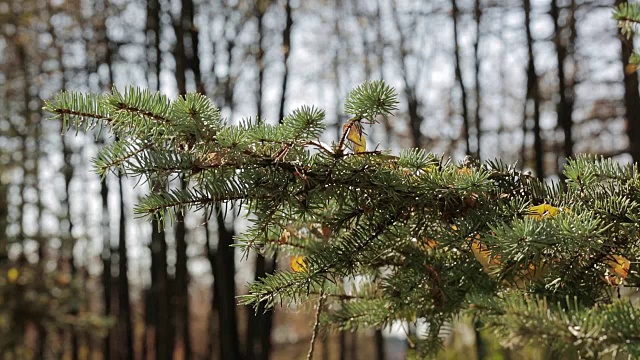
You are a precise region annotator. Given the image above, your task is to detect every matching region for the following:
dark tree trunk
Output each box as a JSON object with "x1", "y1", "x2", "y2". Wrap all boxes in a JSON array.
[
  {"x1": 617, "y1": 0, "x2": 640, "y2": 163},
  {"x1": 117, "y1": 174, "x2": 134, "y2": 360},
  {"x1": 146, "y1": 0, "x2": 163, "y2": 91},
  {"x1": 551, "y1": 0, "x2": 576, "y2": 169},
  {"x1": 278, "y1": 0, "x2": 293, "y2": 123},
  {"x1": 100, "y1": 178, "x2": 112, "y2": 360},
  {"x1": 206, "y1": 10, "x2": 243, "y2": 358},
  {"x1": 145, "y1": 1, "x2": 173, "y2": 358},
  {"x1": 215, "y1": 209, "x2": 242, "y2": 360},
  {"x1": 375, "y1": 0, "x2": 392, "y2": 148},
  {"x1": 247, "y1": 3, "x2": 276, "y2": 360},
  {"x1": 151, "y1": 215, "x2": 171, "y2": 360},
  {"x1": 204, "y1": 220, "x2": 217, "y2": 360},
  {"x1": 339, "y1": 331, "x2": 346, "y2": 360},
  {"x1": 452, "y1": 0, "x2": 471, "y2": 156},
  {"x1": 174, "y1": 196, "x2": 190, "y2": 360},
  {"x1": 374, "y1": 329, "x2": 385, "y2": 360},
  {"x1": 98, "y1": 0, "x2": 115, "y2": 356},
  {"x1": 473, "y1": 0, "x2": 482, "y2": 157},
  {"x1": 173, "y1": 0, "x2": 192, "y2": 355},
  {"x1": 524, "y1": 0, "x2": 543, "y2": 179},
  {"x1": 0, "y1": 180, "x2": 7, "y2": 257},
  {"x1": 390, "y1": 1, "x2": 423, "y2": 148}
]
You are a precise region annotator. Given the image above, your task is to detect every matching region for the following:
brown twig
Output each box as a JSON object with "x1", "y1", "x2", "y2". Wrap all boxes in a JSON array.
[{"x1": 306, "y1": 289, "x2": 325, "y2": 360}]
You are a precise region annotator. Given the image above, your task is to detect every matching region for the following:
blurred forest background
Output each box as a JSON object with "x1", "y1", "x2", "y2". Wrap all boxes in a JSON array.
[{"x1": 0, "y1": 0, "x2": 639, "y2": 359}]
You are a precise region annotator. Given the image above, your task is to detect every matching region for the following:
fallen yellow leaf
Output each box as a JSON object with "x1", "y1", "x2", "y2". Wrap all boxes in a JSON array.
[
  {"x1": 609, "y1": 255, "x2": 630, "y2": 278},
  {"x1": 418, "y1": 238, "x2": 439, "y2": 251},
  {"x1": 527, "y1": 204, "x2": 562, "y2": 220},
  {"x1": 470, "y1": 236, "x2": 502, "y2": 271},
  {"x1": 344, "y1": 122, "x2": 366, "y2": 153},
  {"x1": 290, "y1": 256, "x2": 307, "y2": 272},
  {"x1": 456, "y1": 167, "x2": 472, "y2": 175},
  {"x1": 605, "y1": 255, "x2": 630, "y2": 286}
]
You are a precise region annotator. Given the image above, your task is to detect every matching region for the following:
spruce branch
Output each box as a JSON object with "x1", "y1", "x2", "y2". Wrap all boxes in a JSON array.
[{"x1": 48, "y1": 79, "x2": 640, "y2": 357}]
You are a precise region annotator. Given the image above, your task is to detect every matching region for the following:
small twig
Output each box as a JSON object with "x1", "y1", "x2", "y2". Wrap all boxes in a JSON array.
[
  {"x1": 306, "y1": 289, "x2": 326, "y2": 360},
  {"x1": 337, "y1": 116, "x2": 361, "y2": 154}
]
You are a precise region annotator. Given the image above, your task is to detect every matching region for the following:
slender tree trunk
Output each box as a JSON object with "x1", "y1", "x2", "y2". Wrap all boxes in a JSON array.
[
  {"x1": 551, "y1": 0, "x2": 575, "y2": 170},
  {"x1": 145, "y1": 1, "x2": 173, "y2": 358},
  {"x1": 100, "y1": 177, "x2": 112, "y2": 360},
  {"x1": 451, "y1": 0, "x2": 471, "y2": 156},
  {"x1": 98, "y1": 1, "x2": 116, "y2": 356},
  {"x1": 204, "y1": 220, "x2": 217, "y2": 360},
  {"x1": 374, "y1": 329, "x2": 385, "y2": 360},
  {"x1": 375, "y1": 0, "x2": 392, "y2": 149},
  {"x1": 339, "y1": 330, "x2": 346, "y2": 360},
  {"x1": 333, "y1": 0, "x2": 344, "y2": 141},
  {"x1": 117, "y1": 173, "x2": 134, "y2": 360},
  {"x1": 209, "y1": 11, "x2": 243, "y2": 358},
  {"x1": 278, "y1": 0, "x2": 293, "y2": 123},
  {"x1": 524, "y1": 0, "x2": 543, "y2": 179},
  {"x1": 150, "y1": 210, "x2": 171, "y2": 360},
  {"x1": 173, "y1": 1, "x2": 192, "y2": 356},
  {"x1": 62, "y1": 125, "x2": 79, "y2": 360},
  {"x1": 248, "y1": 3, "x2": 275, "y2": 360},
  {"x1": 0, "y1": 179, "x2": 7, "y2": 256},
  {"x1": 215, "y1": 208, "x2": 242, "y2": 360},
  {"x1": 473, "y1": 0, "x2": 482, "y2": 158},
  {"x1": 174, "y1": 193, "x2": 189, "y2": 360},
  {"x1": 390, "y1": 0, "x2": 423, "y2": 149},
  {"x1": 616, "y1": 0, "x2": 640, "y2": 163}
]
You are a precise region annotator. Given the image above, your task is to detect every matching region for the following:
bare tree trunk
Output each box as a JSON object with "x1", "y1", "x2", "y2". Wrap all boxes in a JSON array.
[
  {"x1": 100, "y1": 177, "x2": 112, "y2": 360},
  {"x1": 524, "y1": 0, "x2": 543, "y2": 179},
  {"x1": 333, "y1": 0, "x2": 344, "y2": 141},
  {"x1": 98, "y1": 0, "x2": 114, "y2": 356},
  {"x1": 248, "y1": 2, "x2": 275, "y2": 360},
  {"x1": 146, "y1": 1, "x2": 172, "y2": 358},
  {"x1": 451, "y1": 0, "x2": 471, "y2": 156},
  {"x1": 150, "y1": 209, "x2": 171, "y2": 360},
  {"x1": 390, "y1": 1, "x2": 423, "y2": 149},
  {"x1": 374, "y1": 0, "x2": 392, "y2": 149},
  {"x1": 214, "y1": 208, "x2": 242, "y2": 360},
  {"x1": 117, "y1": 173, "x2": 134, "y2": 360},
  {"x1": 473, "y1": 0, "x2": 482, "y2": 157},
  {"x1": 204, "y1": 220, "x2": 217, "y2": 360},
  {"x1": 375, "y1": 329, "x2": 385, "y2": 360},
  {"x1": 173, "y1": 0, "x2": 192, "y2": 356},
  {"x1": 208, "y1": 9, "x2": 243, "y2": 357},
  {"x1": 278, "y1": 0, "x2": 293, "y2": 123},
  {"x1": 62, "y1": 121, "x2": 79, "y2": 360},
  {"x1": 616, "y1": 0, "x2": 640, "y2": 163},
  {"x1": 339, "y1": 330, "x2": 346, "y2": 360},
  {"x1": 551, "y1": 0, "x2": 576, "y2": 170}
]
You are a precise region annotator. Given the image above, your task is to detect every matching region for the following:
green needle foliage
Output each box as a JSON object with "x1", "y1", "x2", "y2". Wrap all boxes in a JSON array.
[{"x1": 46, "y1": 76, "x2": 640, "y2": 358}]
